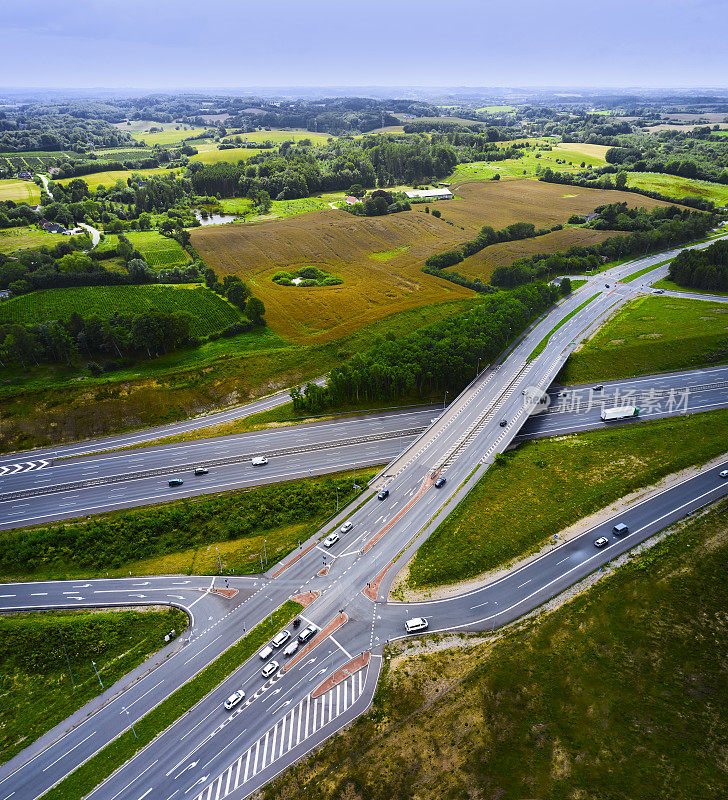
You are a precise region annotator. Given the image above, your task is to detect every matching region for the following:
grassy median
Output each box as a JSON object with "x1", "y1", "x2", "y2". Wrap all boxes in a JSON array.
[
  {"x1": 407, "y1": 408, "x2": 728, "y2": 590},
  {"x1": 264, "y1": 498, "x2": 728, "y2": 800},
  {"x1": 42, "y1": 600, "x2": 301, "y2": 800}
]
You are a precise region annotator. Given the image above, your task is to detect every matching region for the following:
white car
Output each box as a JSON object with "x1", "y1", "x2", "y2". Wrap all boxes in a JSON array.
[
  {"x1": 223, "y1": 690, "x2": 245, "y2": 711},
  {"x1": 259, "y1": 645, "x2": 273, "y2": 660},
  {"x1": 594, "y1": 537, "x2": 609, "y2": 548},
  {"x1": 720, "y1": 470, "x2": 728, "y2": 479},
  {"x1": 271, "y1": 630, "x2": 291, "y2": 648},
  {"x1": 404, "y1": 617, "x2": 429, "y2": 634},
  {"x1": 323, "y1": 533, "x2": 339, "y2": 548},
  {"x1": 340, "y1": 521, "x2": 353, "y2": 534},
  {"x1": 251, "y1": 456, "x2": 268, "y2": 466},
  {"x1": 283, "y1": 639, "x2": 299, "y2": 657},
  {"x1": 261, "y1": 660, "x2": 279, "y2": 679},
  {"x1": 298, "y1": 623, "x2": 318, "y2": 643}
]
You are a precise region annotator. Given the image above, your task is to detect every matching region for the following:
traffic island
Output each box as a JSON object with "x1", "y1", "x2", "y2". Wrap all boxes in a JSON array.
[{"x1": 312, "y1": 651, "x2": 370, "y2": 698}]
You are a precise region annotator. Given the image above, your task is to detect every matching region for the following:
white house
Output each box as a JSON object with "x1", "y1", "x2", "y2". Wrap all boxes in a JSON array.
[{"x1": 404, "y1": 188, "x2": 453, "y2": 201}]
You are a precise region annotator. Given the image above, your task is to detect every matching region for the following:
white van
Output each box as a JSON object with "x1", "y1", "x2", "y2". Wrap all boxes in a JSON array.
[
  {"x1": 283, "y1": 640, "x2": 299, "y2": 657},
  {"x1": 404, "y1": 617, "x2": 429, "y2": 634},
  {"x1": 259, "y1": 645, "x2": 274, "y2": 660},
  {"x1": 271, "y1": 630, "x2": 291, "y2": 648},
  {"x1": 251, "y1": 456, "x2": 268, "y2": 466}
]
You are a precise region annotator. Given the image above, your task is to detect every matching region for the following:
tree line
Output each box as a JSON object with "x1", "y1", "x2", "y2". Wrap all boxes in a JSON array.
[{"x1": 291, "y1": 283, "x2": 558, "y2": 412}]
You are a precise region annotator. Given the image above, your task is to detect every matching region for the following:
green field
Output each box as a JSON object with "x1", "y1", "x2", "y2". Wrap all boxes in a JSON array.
[
  {"x1": 127, "y1": 231, "x2": 191, "y2": 267},
  {"x1": 129, "y1": 125, "x2": 209, "y2": 146},
  {"x1": 0, "y1": 607, "x2": 187, "y2": 765},
  {"x1": 272, "y1": 497, "x2": 728, "y2": 800},
  {"x1": 227, "y1": 129, "x2": 331, "y2": 145},
  {"x1": 624, "y1": 172, "x2": 728, "y2": 204},
  {"x1": 0, "y1": 179, "x2": 41, "y2": 203},
  {"x1": 0, "y1": 285, "x2": 241, "y2": 337},
  {"x1": 219, "y1": 193, "x2": 345, "y2": 221},
  {"x1": 406, "y1": 408, "x2": 728, "y2": 590},
  {"x1": 57, "y1": 167, "x2": 180, "y2": 191},
  {"x1": 653, "y1": 276, "x2": 728, "y2": 297},
  {"x1": 476, "y1": 105, "x2": 516, "y2": 112},
  {"x1": 560, "y1": 295, "x2": 728, "y2": 383},
  {"x1": 450, "y1": 143, "x2": 609, "y2": 182},
  {"x1": 190, "y1": 146, "x2": 268, "y2": 165},
  {"x1": 0, "y1": 225, "x2": 64, "y2": 254}
]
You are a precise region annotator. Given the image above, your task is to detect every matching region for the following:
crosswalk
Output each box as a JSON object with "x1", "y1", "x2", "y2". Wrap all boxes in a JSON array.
[
  {"x1": 193, "y1": 668, "x2": 367, "y2": 800},
  {"x1": 0, "y1": 459, "x2": 51, "y2": 476}
]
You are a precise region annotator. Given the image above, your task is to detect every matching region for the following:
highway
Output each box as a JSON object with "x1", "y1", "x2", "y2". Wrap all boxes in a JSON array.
[{"x1": 1, "y1": 238, "x2": 728, "y2": 800}]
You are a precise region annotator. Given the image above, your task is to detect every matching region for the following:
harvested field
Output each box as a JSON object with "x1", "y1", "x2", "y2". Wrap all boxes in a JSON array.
[
  {"x1": 192, "y1": 209, "x2": 472, "y2": 342},
  {"x1": 456, "y1": 227, "x2": 616, "y2": 281},
  {"x1": 443, "y1": 180, "x2": 676, "y2": 230}
]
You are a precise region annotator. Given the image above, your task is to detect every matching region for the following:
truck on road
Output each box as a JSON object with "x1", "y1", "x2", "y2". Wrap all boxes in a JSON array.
[{"x1": 600, "y1": 405, "x2": 640, "y2": 421}]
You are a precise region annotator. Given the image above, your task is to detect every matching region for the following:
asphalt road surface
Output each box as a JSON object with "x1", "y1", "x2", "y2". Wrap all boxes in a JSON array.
[{"x1": 2, "y1": 239, "x2": 728, "y2": 800}]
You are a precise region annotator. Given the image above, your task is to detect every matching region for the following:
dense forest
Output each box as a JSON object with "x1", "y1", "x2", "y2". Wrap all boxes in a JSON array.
[{"x1": 668, "y1": 238, "x2": 728, "y2": 290}]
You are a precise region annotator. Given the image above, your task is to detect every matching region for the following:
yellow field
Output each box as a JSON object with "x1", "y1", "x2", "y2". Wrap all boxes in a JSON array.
[
  {"x1": 230, "y1": 129, "x2": 332, "y2": 144},
  {"x1": 554, "y1": 142, "x2": 611, "y2": 159},
  {"x1": 190, "y1": 147, "x2": 268, "y2": 165},
  {"x1": 0, "y1": 179, "x2": 40, "y2": 204},
  {"x1": 57, "y1": 168, "x2": 180, "y2": 191},
  {"x1": 129, "y1": 126, "x2": 209, "y2": 146}
]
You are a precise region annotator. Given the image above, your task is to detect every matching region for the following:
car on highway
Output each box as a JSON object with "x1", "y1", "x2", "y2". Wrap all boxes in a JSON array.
[
  {"x1": 251, "y1": 456, "x2": 268, "y2": 466},
  {"x1": 594, "y1": 536, "x2": 609, "y2": 548},
  {"x1": 323, "y1": 533, "x2": 339, "y2": 548},
  {"x1": 405, "y1": 617, "x2": 429, "y2": 634},
  {"x1": 298, "y1": 623, "x2": 318, "y2": 643},
  {"x1": 223, "y1": 689, "x2": 245, "y2": 710},
  {"x1": 612, "y1": 522, "x2": 629, "y2": 536},
  {"x1": 194, "y1": 467, "x2": 208, "y2": 475},
  {"x1": 283, "y1": 639, "x2": 299, "y2": 657},
  {"x1": 592, "y1": 384, "x2": 604, "y2": 391},
  {"x1": 168, "y1": 478, "x2": 184, "y2": 487},
  {"x1": 340, "y1": 521, "x2": 353, "y2": 533},
  {"x1": 434, "y1": 477, "x2": 446, "y2": 488},
  {"x1": 499, "y1": 419, "x2": 507, "y2": 427},
  {"x1": 653, "y1": 289, "x2": 664, "y2": 294},
  {"x1": 377, "y1": 489, "x2": 389, "y2": 500},
  {"x1": 271, "y1": 630, "x2": 291, "y2": 648},
  {"x1": 259, "y1": 645, "x2": 274, "y2": 660},
  {"x1": 720, "y1": 470, "x2": 728, "y2": 479},
  {"x1": 261, "y1": 660, "x2": 279, "y2": 679}
]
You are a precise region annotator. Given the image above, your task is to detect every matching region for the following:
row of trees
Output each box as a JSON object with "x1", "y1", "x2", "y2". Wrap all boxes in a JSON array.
[
  {"x1": 291, "y1": 283, "x2": 558, "y2": 412},
  {"x1": 491, "y1": 205, "x2": 716, "y2": 287},
  {"x1": 668, "y1": 238, "x2": 728, "y2": 291}
]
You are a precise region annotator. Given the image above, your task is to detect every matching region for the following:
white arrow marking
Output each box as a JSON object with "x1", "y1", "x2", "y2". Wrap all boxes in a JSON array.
[
  {"x1": 168, "y1": 594, "x2": 185, "y2": 599},
  {"x1": 185, "y1": 776, "x2": 208, "y2": 793},
  {"x1": 130, "y1": 594, "x2": 146, "y2": 598}
]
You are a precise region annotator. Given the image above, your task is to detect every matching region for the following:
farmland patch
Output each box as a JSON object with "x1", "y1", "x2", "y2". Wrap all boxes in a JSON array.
[{"x1": 0, "y1": 179, "x2": 41, "y2": 204}]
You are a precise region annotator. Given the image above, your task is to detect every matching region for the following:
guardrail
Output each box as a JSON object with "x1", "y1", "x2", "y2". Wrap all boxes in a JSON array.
[{"x1": 0, "y1": 428, "x2": 427, "y2": 503}]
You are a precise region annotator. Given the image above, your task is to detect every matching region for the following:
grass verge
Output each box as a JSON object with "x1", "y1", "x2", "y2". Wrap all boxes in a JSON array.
[
  {"x1": 264, "y1": 499, "x2": 728, "y2": 800},
  {"x1": 558, "y1": 295, "x2": 728, "y2": 383},
  {"x1": 42, "y1": 601, "x2": 301, "y2": 800},
  {"x1": 652, "y1": 276, "x2": 728, "y2": 297},
  {"x1": 621, "y1": 258, "x2": 670, "y2": 283},
  {"x1": 407, "y1": 408, "x2": 728, "y2": 589},
  {"x1": 0, "y1": 468, "x2": 380, "y2": 582},
  {"x1": 0, "y1": 607, "x2": 187, "y2": 766}
]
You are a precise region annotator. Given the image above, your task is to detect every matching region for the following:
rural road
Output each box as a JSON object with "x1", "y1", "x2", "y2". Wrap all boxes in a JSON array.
[{"x1": 1, "y1": 236, "x2": 727, "y2": 800}]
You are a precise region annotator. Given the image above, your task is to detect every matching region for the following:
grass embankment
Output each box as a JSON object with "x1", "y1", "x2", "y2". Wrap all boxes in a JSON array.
[
  {"x1": 268, "y1": 500, "x2": 728, "y2": 800},
  {"x1": 407, "y1": 408, "x2": 728, "y2": 589},
  {"x1": 559, "y1": 295, "x2": 728, "y2": 383},
  {"x1": 0, "y1": 297, "x2": 476, "y2": 453},
  {"x1": 653, "y1": 276, "x2": 728, "y2": 297},
  {"x1": 42, "y1": 601, "x2": 301, "y2": 800},
  {"x1": 0, "y1": 468, "x2": 378, "y2": 581},
  {"x1": 0, "y1": 607, "x2": 187, "y2": 765},
  {"x1": 0, "y1": 285, "x2": 241, "y2": 338},
  {"x1": 528, "y1": 292, "x2": 600, "y2": 360}
]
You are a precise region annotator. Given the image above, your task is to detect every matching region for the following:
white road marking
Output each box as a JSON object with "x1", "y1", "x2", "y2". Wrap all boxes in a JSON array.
[
  {"x1": 183, "y1": 635, "x2": 221, "y2": 665},
  {"x1": 41, "y1": 732, "x2": 96, "y2": 772}
]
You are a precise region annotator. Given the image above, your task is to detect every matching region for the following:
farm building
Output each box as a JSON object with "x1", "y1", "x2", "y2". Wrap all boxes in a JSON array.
[
  {"x1": 404, "y1": 188, "x2": 453, "y2": 201},
  {"x1": 344, "y1": 196, "x2": 360, "y2": 205}
]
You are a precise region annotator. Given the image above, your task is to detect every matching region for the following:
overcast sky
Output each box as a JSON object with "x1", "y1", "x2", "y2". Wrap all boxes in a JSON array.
[{"x1": 2, "y1": 0, "x2": 726, "y2": 89}]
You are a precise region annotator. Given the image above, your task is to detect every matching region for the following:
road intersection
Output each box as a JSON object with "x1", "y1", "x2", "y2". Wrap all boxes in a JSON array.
[{"x1": 1, "y1": 240, "x2": 727, "y2": 800}]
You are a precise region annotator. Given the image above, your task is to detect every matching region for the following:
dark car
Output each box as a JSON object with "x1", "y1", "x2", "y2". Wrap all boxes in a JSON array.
[
  {"x1": 434, "y1": 477, "x2": 446, "y2": 488},
  {"x1": 194, "y1": 467, "x2": 208, "y2": 475},
  {"x1": 377, "y1": 489, "x2": 389, "y2": 501},
  {"x1": 499, "y1": 419, "x2": 508, "y2": 427},
  {"x1": 168, "y1": 478, "x2": 184, "y2": 487},
  {"x1": 592, "y1": 385, "x2": 603, "y2": 391}
]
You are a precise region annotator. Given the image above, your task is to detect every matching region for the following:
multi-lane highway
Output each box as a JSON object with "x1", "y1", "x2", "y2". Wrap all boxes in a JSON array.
[{"x1": 1, "y1": 239, "x2": 728, "y2": 800}]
